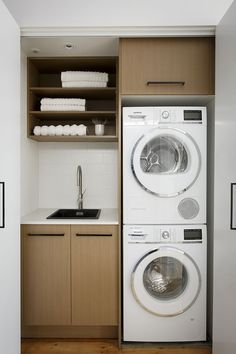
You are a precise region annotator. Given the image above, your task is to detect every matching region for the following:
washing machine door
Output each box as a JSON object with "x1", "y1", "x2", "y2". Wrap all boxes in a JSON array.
[
  {"x1": 131, "y1": 247, "x2": 201, "y2": 317},
  {"x1": 131, "y1": 127, "x2": 201, "y2": 197}
]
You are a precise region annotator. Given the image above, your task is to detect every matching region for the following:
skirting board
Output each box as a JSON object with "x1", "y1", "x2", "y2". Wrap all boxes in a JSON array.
[{"x1": 22, "y1": 325, "x2": 118, "y2": 339}]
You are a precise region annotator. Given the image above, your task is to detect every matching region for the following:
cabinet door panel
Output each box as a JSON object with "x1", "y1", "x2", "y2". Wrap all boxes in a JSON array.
[
  {"x1": 71, "y1": 225, "x2": 118, "y2": 326},
  {"x1": 22, "y1": 224, "x2": 71, "y2": 326},
  {"x1": 120, "y1": 37, "x2": 215, "y2": 95}
]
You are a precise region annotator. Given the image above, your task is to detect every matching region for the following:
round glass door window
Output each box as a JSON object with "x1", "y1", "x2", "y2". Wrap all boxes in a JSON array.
[
  {"x1": 143, "y1": 256, "x2": 188, "y2": 300},
  {"x1": 131, "y1": 128, "x2": 201, "y2": 197},
  {"x1": 131, "y1": 248, "x2": 201, "y2": 317}
]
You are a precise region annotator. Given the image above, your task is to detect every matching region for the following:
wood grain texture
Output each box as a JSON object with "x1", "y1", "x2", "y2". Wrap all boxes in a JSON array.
[
  {"x1": 71, "y1": 225, "x2": 118, "y2": 326},
  {"x1": 120, "y1": 37, "x2": 215, "y2": 95},
  {"x1": 21, "y1": 339, "x2": 212, "y2": 354},
  {"x1": 22, "y1": 224, "x2": 71, "y2": 326},
  {"x1": 22, "y1": 326, "x2": 118, "y2": 338}
]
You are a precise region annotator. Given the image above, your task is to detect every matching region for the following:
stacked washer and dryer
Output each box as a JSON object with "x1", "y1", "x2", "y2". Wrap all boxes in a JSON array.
[{"x1": 122, "y1": 106, "x2": 207, "y2": 342}]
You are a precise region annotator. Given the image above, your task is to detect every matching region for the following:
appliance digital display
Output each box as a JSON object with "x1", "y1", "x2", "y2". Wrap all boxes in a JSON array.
[
  {"x1": 184, "y1": 110, "x2": 202, "y2": 121},
  {"x1": 184, "y1": 229, "x2": 202, "y2": 240}
]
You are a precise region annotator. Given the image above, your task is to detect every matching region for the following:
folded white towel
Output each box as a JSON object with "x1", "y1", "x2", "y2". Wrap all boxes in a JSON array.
[
  {"x1": 40, "y1": 98, "x2": 86, "y2": 106},
  {"x1": 62, "y1": 81, "x2": 107, "y2": 88},
  {"x1": 33, "y1": 126, "x2": 41, "y2": 136},
  {"x1": 40, "y1": 104, "x2": 86, "y2": 111},
  {"x1": 55, "y1": 125, "x2": 63, "y2": 136},
  {"x1": 61, "y1": 71, "x2": 108, "y2": 82},
  {"x1": 41, "y1": 126, "x2": 48, "y2": 136}
]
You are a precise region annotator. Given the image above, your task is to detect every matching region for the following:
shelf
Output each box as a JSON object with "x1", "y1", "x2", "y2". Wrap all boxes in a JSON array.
[
  {"x1": 30, "y1": 87, "x2": 117, "y2": 99},
  {"x1": 30, "y1": 111, "x2": 116, "y2": 119},
  {"x1": 29, "y1": 135, "x2": 118, "y2": 142},
  {"x1": 27, "y1": 57, "x2": 118, "y2": 142}
]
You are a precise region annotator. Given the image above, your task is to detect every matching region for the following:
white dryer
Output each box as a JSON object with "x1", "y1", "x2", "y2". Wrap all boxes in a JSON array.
[
  {"x1": 123, "y1": 106, "x2": 207, "y2": 224},
  {"x1": 123, "y1": 224, "x2": 207, "y2": 342}
]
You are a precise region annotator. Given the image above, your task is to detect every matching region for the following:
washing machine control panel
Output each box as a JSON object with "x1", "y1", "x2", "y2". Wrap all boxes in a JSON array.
[{"x1": 125, "y1": 226, "x2": 205, "y2": 243}]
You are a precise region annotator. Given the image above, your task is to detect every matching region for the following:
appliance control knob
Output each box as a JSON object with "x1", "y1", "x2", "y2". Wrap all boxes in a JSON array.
[
  {"x1": 162, "y1": 231, "x2": 170, "y2": 239},
  {"x1": 162, "y1": 110, "x2": 170, "y2": 119}
]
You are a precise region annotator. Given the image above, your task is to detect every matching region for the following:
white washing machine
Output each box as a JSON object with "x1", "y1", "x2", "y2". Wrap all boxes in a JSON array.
[
  {"x1": 123, "y1": 224, "x2": 207, "y2": 342},
  {"x1": 123, "y1": 106, "x2": 207, "y2": 224}
]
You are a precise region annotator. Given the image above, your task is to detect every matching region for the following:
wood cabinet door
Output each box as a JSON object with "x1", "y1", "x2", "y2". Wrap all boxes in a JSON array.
[
  {"x1": 71, "y1": 225, "x2": 118, "y2": 326},
  {"x1": 120, "y1": 37, "x2": 215, "y2": 95},
  {"x1": 22, "y1": 224, "x2": 71, "y2": 326}
]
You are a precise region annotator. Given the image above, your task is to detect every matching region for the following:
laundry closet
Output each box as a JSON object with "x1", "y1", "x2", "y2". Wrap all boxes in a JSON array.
[{"x1": 18, "y1": 35, "x2": 216, "y2": 346}]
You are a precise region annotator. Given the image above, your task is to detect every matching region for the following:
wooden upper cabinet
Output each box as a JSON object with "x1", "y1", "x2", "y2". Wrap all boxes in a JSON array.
[
  {"x1": 22, "y1": 224, "x2": 71, "y2": 326},
  {"x1": 119, "y1": 37, "x2": 215, "y2": 95},
  {"x1": 71, "y1": 225, "x2": 118, "y2": 326}
]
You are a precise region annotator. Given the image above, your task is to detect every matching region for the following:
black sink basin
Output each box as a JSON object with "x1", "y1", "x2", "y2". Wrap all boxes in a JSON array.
[{"x1": 47, "y1": 209, "x2": 101, "y2": 219}]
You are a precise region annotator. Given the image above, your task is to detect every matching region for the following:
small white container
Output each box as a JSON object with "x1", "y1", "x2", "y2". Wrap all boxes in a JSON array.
[{"x1": 95, "y1": 124, "x2": 105, "y2": 136}]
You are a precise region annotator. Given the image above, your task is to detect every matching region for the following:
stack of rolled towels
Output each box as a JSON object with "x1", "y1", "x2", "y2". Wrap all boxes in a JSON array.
[
  {"x1": 33, "y1": 124, "x2": 87, "y2": 136},
  {"x1": 40, "y1": 98, "x2": 86, "y2": 111},
  {"x1": 61, "y1": 71, "x2": 109, "y2": 88}
]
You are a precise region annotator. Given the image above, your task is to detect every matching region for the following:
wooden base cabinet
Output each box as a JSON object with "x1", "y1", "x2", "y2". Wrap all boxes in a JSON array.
[
  {"x1": 22, "y1": 224, "x2": 118, "y2": 336},
  {"x1": 71, "y1": 225, "x2": 118, "y2": 326},
  {"x1": 22, "y1": 224, "x2": 71, "y2": 326}
]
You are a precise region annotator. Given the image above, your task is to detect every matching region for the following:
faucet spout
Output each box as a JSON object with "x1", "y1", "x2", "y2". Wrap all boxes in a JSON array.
[{"x1": 77, "y1": 165, "x2": 83, "y2": 209}]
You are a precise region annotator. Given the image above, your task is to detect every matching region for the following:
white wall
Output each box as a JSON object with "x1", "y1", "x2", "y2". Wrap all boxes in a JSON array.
[
  {"x1": 0, "y1": 1, "x2": 20, "y2": 353},
  {"x1": 20, "y1": 51, "x2": 39, "y2": 216},
  {"x1": 206, "y1": 99, "x2": 215, "y2": 339},
  {"x1": 38, "y1": 143, "x2": 118, "y2": 209},
  {"x1": 213, "y1": 0, "x2": 236, "y2": 353},
  {"x1": 3, "y1": 0, "x2": 234, "y2": 27}
]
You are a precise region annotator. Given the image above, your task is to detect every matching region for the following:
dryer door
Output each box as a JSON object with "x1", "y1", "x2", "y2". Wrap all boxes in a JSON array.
[
  {"x1": 131, "y1": 247, "x2": 201, "y2": 317},
  {"x1": 131, "y1": 127, "x2": 201, "y2": 197}
]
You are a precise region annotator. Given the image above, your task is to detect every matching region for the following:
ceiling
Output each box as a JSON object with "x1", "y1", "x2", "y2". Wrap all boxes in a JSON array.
[{"x1": 3, "y1": 0, "x2": 235, "y2": 28}]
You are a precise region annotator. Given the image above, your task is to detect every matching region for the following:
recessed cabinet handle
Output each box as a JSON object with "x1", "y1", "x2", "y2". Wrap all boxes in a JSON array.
[
  {"x1": 146, "y1": 81, "x2": 185, "y2": 86},
  {"x1": 75, "y1": 233, "x2": 112, "y2": 237},
  {"x1": 28, "y1": 233, "x2": 65, "y2": 236}
]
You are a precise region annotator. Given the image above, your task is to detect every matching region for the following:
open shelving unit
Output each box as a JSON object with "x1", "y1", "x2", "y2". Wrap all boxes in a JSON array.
[{"x1": 27, "y1": 57, "x2": 118, "y2": 142}]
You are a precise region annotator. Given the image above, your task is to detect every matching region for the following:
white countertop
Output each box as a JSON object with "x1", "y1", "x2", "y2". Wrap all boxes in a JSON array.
[{"x1": 21, "y1": 208, "x2": 119, "y2": 225}]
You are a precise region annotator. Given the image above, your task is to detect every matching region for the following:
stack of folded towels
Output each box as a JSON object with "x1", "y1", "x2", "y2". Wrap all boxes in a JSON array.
[
  {"x1": 61, "y1": 71, "x2": 109, "y2": 88},
  {"x1": 40, "y1": 98, "x2": 86, "y2": 111},
  {"x1": 33, "y1": 124, "x2": 87, "y2": 136}
]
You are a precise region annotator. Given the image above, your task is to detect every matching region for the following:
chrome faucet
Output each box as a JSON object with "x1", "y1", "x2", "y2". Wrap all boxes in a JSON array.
[{"x1": 76, "y1": 165, "x2": 85, "y2": 209}]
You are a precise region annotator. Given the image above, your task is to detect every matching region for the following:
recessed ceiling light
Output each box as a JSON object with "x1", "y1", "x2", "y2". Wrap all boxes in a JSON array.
[
  {"x1": 31, "y1": 48, "x2": 40, "y2": 54},
  {"x1": 65, "y1": 43, "x2": 73, "y2": 49}
]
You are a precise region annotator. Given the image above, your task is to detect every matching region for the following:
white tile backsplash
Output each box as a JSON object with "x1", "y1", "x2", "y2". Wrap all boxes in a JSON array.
[{"x1": 38, "y1": 142, "x2": 118, "y2": 209}]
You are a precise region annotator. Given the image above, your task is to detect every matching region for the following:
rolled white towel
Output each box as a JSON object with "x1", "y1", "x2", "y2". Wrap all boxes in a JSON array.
[
  {"x1": 77, "y1": 124, "x2": 87, "y2": 136},
  {"x1": 40, "y1": 98, "x2": 86, "y2": 106},
  {"x1": 62, "y1": 81, "x2": 107, "y2": 88},
  {"x1": 61, "y1": 71, "x2": 108, "y2": 82},
  {"x1": 70, "y1": 124, "x2": 78, "y2": 136},
  {"x1": 48, "y1": 125, "x2": 56, "y2": 136},
  {"x1": 41, "y1": 126, "x2": 48, "y2": 136},
  {"x1": 40, "y1": 104, "x2": 86, "y2": 111},
  {"x1": 33, "y1": 126, "x2": 41, "y2": 136},
  {"x1": 63, "y1": 125, "x2": 71, "y2": 136},
  {"x1": 55, "y1": 125, "x2": 63, "y2": 136}
]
